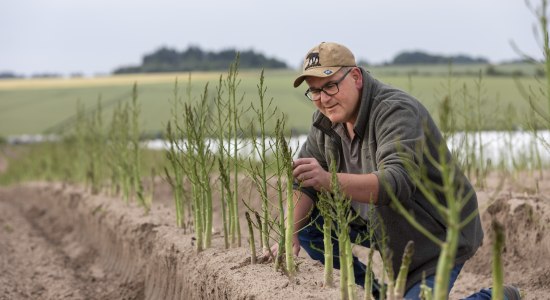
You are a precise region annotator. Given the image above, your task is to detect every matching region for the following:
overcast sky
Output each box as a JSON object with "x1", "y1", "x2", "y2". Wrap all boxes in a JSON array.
[{"x1": 1, "y1": 0, "x2": 544, "y2": 76}]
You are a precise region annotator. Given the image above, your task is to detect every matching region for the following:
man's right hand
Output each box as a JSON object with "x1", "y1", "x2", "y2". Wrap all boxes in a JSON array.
[{"x1": 263, "y1": 190, "x2": 313, "y2": 261}]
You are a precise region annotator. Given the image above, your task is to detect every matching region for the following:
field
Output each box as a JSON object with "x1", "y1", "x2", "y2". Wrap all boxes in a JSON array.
[
  {"x1": 0, "y1": 66, "x2": 543, "y2": 137},
  {"x1": 0, "y1": 171, "x2": 549, "y2": 299},
  {"x1": 1, "y1": 63, "x2": 549, "y2": 300}
]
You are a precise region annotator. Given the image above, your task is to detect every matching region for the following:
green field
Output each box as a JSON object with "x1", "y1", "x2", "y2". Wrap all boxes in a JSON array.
[{"x1": 0, "y1": 67, "x2": 545, "y2": 137}]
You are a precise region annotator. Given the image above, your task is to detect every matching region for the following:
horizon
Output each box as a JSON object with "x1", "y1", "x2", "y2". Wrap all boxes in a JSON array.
[
  {"x1": 2, "y1": 46, "x2": 522, "y2": 78},
  {"x1": 1, "y1": 0, "x2": 544, "y2": 77}
]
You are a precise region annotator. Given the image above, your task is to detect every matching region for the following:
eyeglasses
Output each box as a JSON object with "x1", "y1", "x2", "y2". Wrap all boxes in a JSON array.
[{"x1": 304, "y1": 68, "x2": 353, "y2": 101}]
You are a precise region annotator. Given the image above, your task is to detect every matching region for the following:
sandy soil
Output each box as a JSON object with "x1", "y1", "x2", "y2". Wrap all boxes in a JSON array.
[
  {"x1": 0, "y1": 170, "x2": 549, "y2": 299},
  {"x1": 449, "y1": 171, "x2": 550, "y2": 299}
]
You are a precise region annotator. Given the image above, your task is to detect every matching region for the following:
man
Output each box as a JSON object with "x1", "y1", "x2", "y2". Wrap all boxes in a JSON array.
[{"x1": 281, "y1": 42, "x2": 520, "y2": 300}]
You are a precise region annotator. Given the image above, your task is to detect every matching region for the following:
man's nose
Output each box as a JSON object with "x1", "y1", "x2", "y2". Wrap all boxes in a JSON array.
[{"x1": 320, "y1": 91, "x2": 332, "y2": 103}]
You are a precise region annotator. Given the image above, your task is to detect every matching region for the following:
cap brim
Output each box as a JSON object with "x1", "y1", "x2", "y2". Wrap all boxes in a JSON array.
[{"x1": 293, "y1": 66, "x2": 342, "y2": 88}]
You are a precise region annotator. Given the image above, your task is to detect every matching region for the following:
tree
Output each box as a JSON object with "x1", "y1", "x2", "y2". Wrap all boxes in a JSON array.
[{"x1": 113, "y1": 45, "x2": 288, "y2": 74}]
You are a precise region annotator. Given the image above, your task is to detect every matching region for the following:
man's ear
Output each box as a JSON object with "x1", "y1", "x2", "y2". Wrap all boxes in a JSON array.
[{"x1": 353, "y1": 68, "x2": 363, "y2": 88}]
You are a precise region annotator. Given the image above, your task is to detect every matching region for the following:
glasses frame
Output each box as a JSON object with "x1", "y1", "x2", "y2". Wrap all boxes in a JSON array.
[{"x1": 304, "y1": 67, "x2": 353, "y2": 101}]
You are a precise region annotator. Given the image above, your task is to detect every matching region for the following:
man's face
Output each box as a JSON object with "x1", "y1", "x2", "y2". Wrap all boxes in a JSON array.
[{"x1": 305, "y1": 67, "x2": 362, "y2": 125}]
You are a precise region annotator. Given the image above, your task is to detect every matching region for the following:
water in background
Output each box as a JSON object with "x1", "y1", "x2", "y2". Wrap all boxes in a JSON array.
[{"x1": 146, "y1": 130, "x2": 550, "y2": 170}]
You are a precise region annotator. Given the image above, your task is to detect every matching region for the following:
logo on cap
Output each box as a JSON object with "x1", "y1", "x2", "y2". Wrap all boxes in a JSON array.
[
  {"x1": 304, "y1": 52, "x2": 321, "y2": 70},
  {"x1": 323, "y1": 70, "x2": 333, "y2": 75}
]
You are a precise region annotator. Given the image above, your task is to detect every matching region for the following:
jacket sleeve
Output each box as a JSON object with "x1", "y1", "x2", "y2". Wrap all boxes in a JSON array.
[
  {"x1": 292, "y1": 111, "x2": 327, "y2": 203},
  {"x1": 371, "y1": 95, "x2": 424, "y2": 206}
]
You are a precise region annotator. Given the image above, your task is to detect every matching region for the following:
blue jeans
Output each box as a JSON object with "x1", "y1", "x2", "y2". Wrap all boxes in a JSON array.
[
  {"x1": 403, "y1": 265, "x2": 493, "y2": 300},
  {"x1": 298, "y1": 207, "x2": 493, "y2": 300}
]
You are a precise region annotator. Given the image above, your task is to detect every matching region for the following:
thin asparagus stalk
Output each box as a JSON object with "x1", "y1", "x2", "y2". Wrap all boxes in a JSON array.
[
  {"x1": 394, "y1": 241, "x2": 415, "y2": 298},
  {"x1": 245, "y1": 212, "x2": 257, "y2": 264},
  {"x1": 255, "y1": 211, "x2": 264, "y2": 250},
  {"x1": 491, "y1": 220, "x2": 505, "y2": 300}
]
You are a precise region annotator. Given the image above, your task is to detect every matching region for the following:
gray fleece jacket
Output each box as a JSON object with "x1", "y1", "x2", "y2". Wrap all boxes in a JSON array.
[{"x1": 296, "y1": 67, "x2": 484, "y2": 291}]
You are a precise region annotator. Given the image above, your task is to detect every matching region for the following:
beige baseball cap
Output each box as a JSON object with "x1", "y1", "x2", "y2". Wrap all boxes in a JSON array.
[{"x1": 293, "y1": 42, "x2": 357, "y2": 88}]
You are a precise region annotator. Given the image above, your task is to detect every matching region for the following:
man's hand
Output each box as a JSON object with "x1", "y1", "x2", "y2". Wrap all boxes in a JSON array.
[
  {"x1": 265, "y1": 235, "x2": 301, "y2": 260},
  {"x1": 293, "y1": 158, "x2": 330, "y2": 191}
]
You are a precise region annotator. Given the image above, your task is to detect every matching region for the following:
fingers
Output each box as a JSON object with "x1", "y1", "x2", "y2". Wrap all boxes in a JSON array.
[
  {"x1": 264, "y1": 241, "x2": 302, "y2": 261},
  {"x1": 266, "y1": 243, "x2": 278, "y2": 259},
  {"x1": 293, "y1": 158, "x2": 328, "y2": 190},
  {"x1": 292, "y1": 235, "x2": 301, "y2": 256},
  {"x1": 292, "y1": 158, "x2": 318, "y2": 180},
  {"x1": 292, "y1": 157, "x2": 315, "y2": 168},
  {"x1": 293, "y1": 243, "x2": 301, "y2": 257}
]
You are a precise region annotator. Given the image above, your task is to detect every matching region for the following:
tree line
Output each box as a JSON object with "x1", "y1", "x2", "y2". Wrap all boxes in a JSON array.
[
  {"x1": 389, "y1": 51, "x2": 488, "y2": 65},
  {"x1": 113, "y1": 46, "x2": 288, "y2": 74},
  {"x1": 112, "y1": 46, "x2": 491, "y2": 74},
  {"x1": 0, "y1": 48, "x2": 507, "y2": 79}
]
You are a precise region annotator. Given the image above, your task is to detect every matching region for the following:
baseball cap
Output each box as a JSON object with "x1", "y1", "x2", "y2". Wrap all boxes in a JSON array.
[{"x1": 293, "y1": 42, "x2": 357, "y2": 88}]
